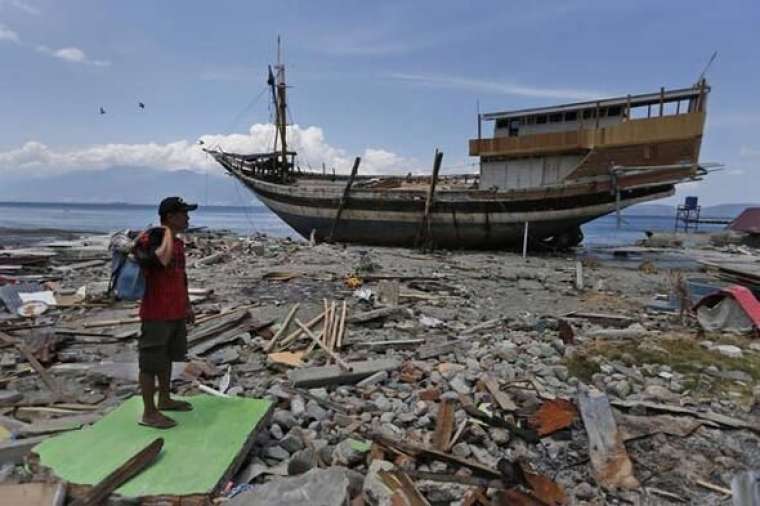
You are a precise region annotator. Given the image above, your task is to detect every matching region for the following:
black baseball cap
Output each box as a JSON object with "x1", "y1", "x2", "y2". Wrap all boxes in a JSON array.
[{"x1": 158, "y1": 196, "x2": 198, "y2": 216}]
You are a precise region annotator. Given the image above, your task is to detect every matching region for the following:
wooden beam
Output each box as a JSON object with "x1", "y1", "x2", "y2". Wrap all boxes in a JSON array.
[
  {"x1": 0, "y1": 331, "x2": 64, "y2": 402},
  {"x1": 432, "y1": 398, "x2": 455, "y2": 451},
  {"x1": 416, "y1": 150, "x2": 444, "y2": 249},
  {"x1": 71, "y1": 438, "x2": 163, "y2": 506},
  {"x1": 328, "y1": 157, "x2": 361, "y2": 242},
  {"x1": 295, "y1": 319, "x2": 352, "y2": 371},
  {"x1": 659, "y1": 87, "x2": 665, "y2": 117},
  {"x1": 265, "y1": 303, "x2": 300, "y2": 353}
]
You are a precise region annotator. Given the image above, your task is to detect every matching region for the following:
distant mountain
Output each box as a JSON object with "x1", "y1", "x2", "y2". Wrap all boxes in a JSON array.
[
  {"x1": 0, "y1": 166, "x2": 263, "y2": 207},
  {"x1": 627, "y1": 202, "x2": 759, "y2": 218}
]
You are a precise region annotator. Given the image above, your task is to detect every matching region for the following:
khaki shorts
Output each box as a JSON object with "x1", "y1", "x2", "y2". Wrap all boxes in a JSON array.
[{"x1": 139, "y1": 320, "x2": 188, "y2": 374}]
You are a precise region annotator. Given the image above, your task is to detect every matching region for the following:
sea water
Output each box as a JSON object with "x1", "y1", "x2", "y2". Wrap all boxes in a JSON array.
[{"x1": 0, "y1": 201, "x2": 726, "y2": 246}]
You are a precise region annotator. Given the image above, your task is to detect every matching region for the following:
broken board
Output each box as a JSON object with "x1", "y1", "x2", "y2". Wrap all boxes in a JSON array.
[{"x1": 32, "y1": 395, "x2": 273, "y2": 502}]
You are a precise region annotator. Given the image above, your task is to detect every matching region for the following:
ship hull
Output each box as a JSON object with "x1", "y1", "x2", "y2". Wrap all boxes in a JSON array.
[{"x1": 234, "y1": 174, "x2": 675, "y2": 249}]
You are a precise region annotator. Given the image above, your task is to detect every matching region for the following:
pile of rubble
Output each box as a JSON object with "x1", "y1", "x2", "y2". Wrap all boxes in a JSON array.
[{"x1": 1, "y1": 230, "x2": 759, "y2": 504}]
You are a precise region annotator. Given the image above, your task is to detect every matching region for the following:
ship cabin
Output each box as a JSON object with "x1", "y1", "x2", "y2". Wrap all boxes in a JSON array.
[{"x1": 470, "y1": 81, "x2": 709, "y2": 192}]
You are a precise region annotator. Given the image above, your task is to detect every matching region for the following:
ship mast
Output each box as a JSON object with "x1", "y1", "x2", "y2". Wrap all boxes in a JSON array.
[{"x1": 274, "y1": 36, "x2": 288, "y2": 181}]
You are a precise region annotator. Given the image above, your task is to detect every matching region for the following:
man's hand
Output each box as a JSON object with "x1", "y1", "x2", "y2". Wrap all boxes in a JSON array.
[{"x1": 186, "y1": 307, "x2": 195, "y2": 325}]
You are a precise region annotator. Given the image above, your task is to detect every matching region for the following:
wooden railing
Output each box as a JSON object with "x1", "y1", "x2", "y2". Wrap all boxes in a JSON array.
[{"x1": 470, "y1": 112, "x2": 706, "y2": 157}]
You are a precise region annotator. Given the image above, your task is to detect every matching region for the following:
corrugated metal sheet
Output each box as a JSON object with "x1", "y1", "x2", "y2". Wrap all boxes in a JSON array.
[{"x1": 729, "y1": 207, "x2": 760, "y2": 234}]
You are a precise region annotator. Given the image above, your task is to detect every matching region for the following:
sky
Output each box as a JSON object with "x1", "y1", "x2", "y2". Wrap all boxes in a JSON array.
[{"x1": 0, "y1": 0, "x2": 758, "y2": 205}]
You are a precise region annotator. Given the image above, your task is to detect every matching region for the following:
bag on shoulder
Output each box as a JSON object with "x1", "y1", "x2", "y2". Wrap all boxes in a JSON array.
[{"x1": 108, "y1": 230, "x2": 146, "y2": 301}]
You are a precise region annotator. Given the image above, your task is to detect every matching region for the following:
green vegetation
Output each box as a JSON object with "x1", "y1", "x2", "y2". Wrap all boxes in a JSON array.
[{"x1": 563, "y1": 335, "x2": 760, "y2": 401}]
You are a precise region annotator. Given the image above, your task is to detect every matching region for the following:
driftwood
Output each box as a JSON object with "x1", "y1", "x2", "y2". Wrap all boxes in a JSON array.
[{"x1": 578, "y1": 386, "x2": 639, "y2": 490}]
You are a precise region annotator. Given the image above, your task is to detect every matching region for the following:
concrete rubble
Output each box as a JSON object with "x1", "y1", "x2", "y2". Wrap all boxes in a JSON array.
[{"x1": 0, "y1": 229, "x2": 759, "y2": 504}]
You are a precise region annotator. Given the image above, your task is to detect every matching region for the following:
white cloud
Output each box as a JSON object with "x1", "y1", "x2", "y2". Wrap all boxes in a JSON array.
[
  {"x1": 388, "y1": 73, "x2": 605, "y2": 101},
  {"x1": 0, "y1": 0, "x2": 40, "y2": 15},
  {"x1": 0, "y1": 124, "x2": 423, "y2": 178},
  {"x1": 0, "y1": 24, "x2": 20, "y2": 44},
  {"x1": 36, "y1": 45, "x2": 111, "y2": 66}
]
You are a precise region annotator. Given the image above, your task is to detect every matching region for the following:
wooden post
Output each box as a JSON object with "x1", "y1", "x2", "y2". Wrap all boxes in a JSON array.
[
  {"x1": 522, "y1": 222, "x2": 529, "y2": 259},
  {"x1": 659, "y1": 87, "x2": 665, "y2": 116},
  {"x1": 625, "y1": 94, "x2": 631, "y2": 120},
  {"x1": 328, "y1": 157, "x2": 361, "y2": 242},
  {"x1": 594, "y1": 101, "x2": 600, "y2": 129},
  {"x1": 416, "y1": 150, "x2": 444, "y2": 249}
]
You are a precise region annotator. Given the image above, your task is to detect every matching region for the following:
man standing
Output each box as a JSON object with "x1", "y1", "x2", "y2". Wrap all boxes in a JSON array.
[{"x1": 135, "y1": 197, "x2": 197, "y2": 428}]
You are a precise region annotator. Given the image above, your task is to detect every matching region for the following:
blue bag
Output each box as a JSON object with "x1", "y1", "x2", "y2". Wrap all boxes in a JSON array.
[
  {"x1": 108, "y1": 230, "x2": 146, "y2": 301},
  {"x1": 111, "y1": 253, "x2": 145, "y2": 301}
]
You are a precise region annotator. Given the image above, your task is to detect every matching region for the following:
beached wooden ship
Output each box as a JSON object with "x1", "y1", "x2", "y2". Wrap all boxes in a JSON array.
[{"x1": 206, "y1": 57, "x2": 710, "y2": 249}]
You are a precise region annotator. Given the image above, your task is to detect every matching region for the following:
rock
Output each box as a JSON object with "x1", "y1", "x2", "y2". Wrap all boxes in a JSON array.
[
  {"x1": 305, "y1": 400, "x2": 328, "y2": 421},
  {"x1": 279, "y1": 432, "x2": 305, "y2": 454},
  {"x1": 290, "y1": 396, "x2": 306, "y2": 417},
  {"x1": 332, "y1": 439, "x2": 366, "y2": 467},
  {"x1": 574, "y1": 481, "x2": 595, "y2": 500},
  {"x1": 363, "y1": 459, "x2": 396, "y2": 505},
  {"x1": 713, "y1": 344, "x2": 743, "y2": 358},
  {"x1": 449, "y1": 375, "x2": 471, "y2": 395},
  {"x1": 417, "y1": 480, "x2": 472, "y2": 502},
  {"x1": 287, "y1": 448, "x2": 316, "y2": 475},
  {"x1": 263, "y1": 445, "x2": 290, "y2": 461},
  {"x1": 373, "y1": 395, "x2": 392, "y2": 412},
  {"x1": 438, "y1": 363, "x2": 465, "y2": 378},
  {"x1": 642, "y1": 384, "x2": 679, "y2": 403},
  {"x1": 272, "y1": 409, "x2": 298, "y2": 429},
  {"x1": 451, "y1": 442, "x2": 471, "y2": 458},
  {"x1": 489, "y1": 428, "x2": 510, "y2": 445},
  {"x1": 750, "y1": 342, "x2": 760, "y2": 352},
  {"x1": 613, "y1": 380, "x2": 632, "y2": 399},
  {"x1": 228, "y1": 466, "x2": 352, "y2": 506},
  {"x1": 494, "y1": 341, "x2": 518, "y2": 360},
  {"x1": 270, "y1": 424, "x2": 284, "y2": 440}
]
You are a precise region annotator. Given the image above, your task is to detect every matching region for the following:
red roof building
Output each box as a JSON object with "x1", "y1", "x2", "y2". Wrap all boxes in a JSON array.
[{"x1": 729, "y1": 207, "x2": 760, "y2": 235}]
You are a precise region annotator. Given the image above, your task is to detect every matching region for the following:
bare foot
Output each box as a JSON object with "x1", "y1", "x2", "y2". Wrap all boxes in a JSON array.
[
  {"x1": 157, "y1": 398, "x2": 193, "y2": 411},
  {"x1": 139, "y1": 412, "x2": 177, "y2": 429}
]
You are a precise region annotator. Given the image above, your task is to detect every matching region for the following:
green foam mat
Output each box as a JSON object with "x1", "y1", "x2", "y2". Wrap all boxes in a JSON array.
[{"x1": 33, "y1": 395, "x2": 272, "y2": 498}]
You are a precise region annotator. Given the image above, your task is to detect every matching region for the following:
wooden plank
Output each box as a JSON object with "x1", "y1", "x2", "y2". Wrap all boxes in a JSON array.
[
  {"x1": 370, "y1": 433, "x2": 501, "y2": 479},
  {"x1": 71, "y1": 438, "x2": 163, "y2": 506},
  {"x1": 432, "y1": 399, "x2": 455, "y2": 451},
  {"x1": 265, "y1": 303, "x2": 300, "y2": 353},
  {"x1": 578, "y1": 386, "x2": 639, "y2": 490},
  {"x1": 277, "y1": 311, "x2": 325, "y2": 349},
  {"x1": 328, "y1": 156, "x2": 361, "y2": 242},
  {"x1": 480, "y1": 375, "x2": 517, "y2": 412},
  {"x1": 287, "y1": 358, "x2": 401, "y2": 388},
  {"x1": 336, "y1": 300, "x2": 347, "y2": 350}
]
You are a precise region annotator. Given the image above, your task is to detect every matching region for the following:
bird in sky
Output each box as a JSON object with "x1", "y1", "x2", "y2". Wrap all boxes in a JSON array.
[
  {"x1": 99, "y1": 107, "x2": 106, "y2": 115},
  {"x1": 138, "y1": 102, "x2": 145, "y2": 109}
]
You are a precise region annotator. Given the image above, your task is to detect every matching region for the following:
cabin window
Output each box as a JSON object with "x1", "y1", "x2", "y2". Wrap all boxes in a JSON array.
[
  {"x1": 508, "y1": 119, "x2": 520, "y2": 137},
  {"x1": 583, "y1": 109, "x2": 595, "y2": 119},
  {"x1": 564, "y1": 111, "x2": 578, "y2": 121},
  {"x1": 536, "y1": 115, "x2": 547, "y2": 124},
  {"x1": 607, "y1": 106, "x2": 622, "y2": 117},
  {"x1": 549, "y1": 113, "x2": 562, "y2": 123},
  {"x1": 495, "y1": 118, "x2": 509, "y2": 129},
  {"x1": 598, "y1": 108, "x2": 607, "y2": 118},
  {"x1": 525, "y1": 116, "x2": 535, "y2": 125}
]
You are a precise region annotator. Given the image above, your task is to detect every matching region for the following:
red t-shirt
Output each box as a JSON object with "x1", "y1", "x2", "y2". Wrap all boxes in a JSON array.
[{"x1": 138, "y1": 235, "x2": 188, "y2": 321}]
